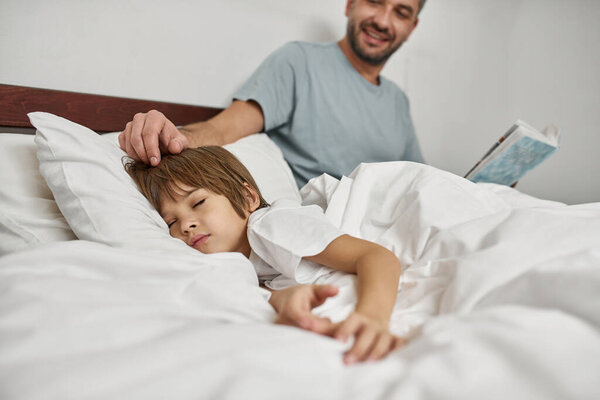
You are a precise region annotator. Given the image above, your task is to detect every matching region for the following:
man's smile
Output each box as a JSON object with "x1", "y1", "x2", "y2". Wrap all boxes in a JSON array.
[{"x1": 361, "y1": 24, "x2": 392, "y2": 46}]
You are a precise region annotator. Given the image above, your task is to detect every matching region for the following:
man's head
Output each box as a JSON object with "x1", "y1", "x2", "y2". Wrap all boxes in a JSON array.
[{"x1": 345, "y1": 0, "x2": 423, "y2": 66}]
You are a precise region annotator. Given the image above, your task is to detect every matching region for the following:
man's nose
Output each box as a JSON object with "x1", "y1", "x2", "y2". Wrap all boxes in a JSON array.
[{"x1": 371, "y1": 7, "x2": 393, "y2": 31}]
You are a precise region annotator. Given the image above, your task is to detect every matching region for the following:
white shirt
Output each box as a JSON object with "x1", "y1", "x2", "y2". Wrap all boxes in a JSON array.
[{"x1": 247, "y1": 199, "x2": 345, "y2": 290}]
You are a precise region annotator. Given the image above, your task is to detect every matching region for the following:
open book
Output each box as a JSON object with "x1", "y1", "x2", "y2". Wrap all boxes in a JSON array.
[{"x1": 464, "y1": 120, "x2": 560, "y2": 186}]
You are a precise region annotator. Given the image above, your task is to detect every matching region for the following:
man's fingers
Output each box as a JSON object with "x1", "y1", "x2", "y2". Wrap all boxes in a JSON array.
[
  {"x1": 119, "y1": 110, "x2": 185, "y2": 166},
  {"x1": 129, "y1": 112, "x2": 151, "y2": 164},
  {"x1": 118, "y1": 131, "x2": 127, "y2": 153},
  {"x1": 141, "y1": 111, "x2": 166, "y2": 166},
  {"x1": 156, "y1": 115, "x2": 184, "y2": 157},
  {"x1": 166, "y1": 135, "x2": 188, "y2": 155},
  {"x1": 119, "y1": 129, "x2": 139, "y2": 161},
  {"x1": 123, "y1": 122, "x2": 141, "y2": 162}
]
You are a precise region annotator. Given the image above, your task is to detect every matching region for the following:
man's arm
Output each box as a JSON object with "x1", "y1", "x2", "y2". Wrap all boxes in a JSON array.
[
  {"x1": 119, "y1": 99, "x2": 264, "y2": 165},
  {"x1": 180, "y1": 99, "x2": 264, "y2": 147}
]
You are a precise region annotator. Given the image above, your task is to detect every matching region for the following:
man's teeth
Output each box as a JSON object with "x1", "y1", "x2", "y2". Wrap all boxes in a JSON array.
[{"x1": 366, "y1": 30, "x2": 386, "y2": 40}]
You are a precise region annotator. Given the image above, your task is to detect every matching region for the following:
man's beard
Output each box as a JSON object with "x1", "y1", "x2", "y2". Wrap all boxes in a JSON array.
[{"x1": 347, "y1": 20, "x2": 404, "y2": 66}]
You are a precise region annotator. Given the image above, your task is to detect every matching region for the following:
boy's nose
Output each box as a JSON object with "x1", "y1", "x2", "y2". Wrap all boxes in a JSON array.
[{"x1": 182, "y1": 222, "x2": 197, "y2": 234}]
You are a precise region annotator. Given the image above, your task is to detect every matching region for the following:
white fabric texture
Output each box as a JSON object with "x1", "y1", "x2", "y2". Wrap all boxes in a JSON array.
[
  {"x1": 3, "y1": 112, "x2": 299, "y2": 254},
  {"x1": 31, "y1": 112, "x2": 188, "y2": 252},
  {"x1": 0, "y1": 133, "x2": 75, "y2": 255},
  {"x1": 247, "y1": 198, "x2": 344, "y2": 289},
  {"x1": 1, "y1": 161, "x2": 599, "y2": 399}
]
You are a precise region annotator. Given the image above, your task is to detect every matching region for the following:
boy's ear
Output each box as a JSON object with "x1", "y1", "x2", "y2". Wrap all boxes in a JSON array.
[{"x1": 243, "y1": 183, "x2": 261, "y2": 213}]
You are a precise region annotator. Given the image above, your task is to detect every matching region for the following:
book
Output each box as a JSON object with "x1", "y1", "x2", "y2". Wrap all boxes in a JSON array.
[{"x1": 464, "y1": 120, "x2": 560, "y2": 186}]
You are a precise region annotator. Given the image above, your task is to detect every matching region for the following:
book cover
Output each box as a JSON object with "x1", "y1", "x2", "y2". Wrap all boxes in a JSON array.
[{"x1": 465, "y1": 120, "x2": 559, "y2": 186}]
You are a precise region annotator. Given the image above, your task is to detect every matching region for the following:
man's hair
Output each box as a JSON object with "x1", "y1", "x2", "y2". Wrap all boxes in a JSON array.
[
  {"x1": 349, "y1": 0, "x2": 427, "y2": 15},
  {"x1": 418, "y1": 0, "x2": 427, "y2": 15},
  {"x1": 124, "y1": 146, "x2": 269, "y2": 218}
]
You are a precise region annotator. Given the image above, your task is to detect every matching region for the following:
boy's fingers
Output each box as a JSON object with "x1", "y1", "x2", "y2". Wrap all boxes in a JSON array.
[
  {"x1": 366, "y1": 333, "x2": 394, "y2": 361},
  {"x1": 345, "y1": 328, "x2": 376, "y2": 364},
  {"x1": 299, "y1": 315, "x2": 336, "y2": 335},
  {"x1": 275, "y1": 311, "x2": 335, "y2": 336},
  {"x1": 392, "y1": 336, "x2": 407, "y2": 351},
  {"x1": 312, "y1": 285, "x2": 339, "y2": 306},
  {"x1": 334, "y1": 315, "x2": 361, "y2": 343}
]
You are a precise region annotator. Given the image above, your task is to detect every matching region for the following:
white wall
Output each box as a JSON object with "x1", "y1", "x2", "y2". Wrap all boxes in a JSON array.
[
  {"x1": 0, "y1": 0, "x2": 345, "y2": 106},
  {"x1": 398, "y1": 0, "x2": 600, "y2": 204},
  {"x1": 1, "y1": 0, "x2": 598, "y2": 204}
]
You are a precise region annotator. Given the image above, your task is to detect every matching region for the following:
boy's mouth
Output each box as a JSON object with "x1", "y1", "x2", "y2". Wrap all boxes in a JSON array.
[{"x1": 190, "y1": 234, "x2": 210, "y2": 248}]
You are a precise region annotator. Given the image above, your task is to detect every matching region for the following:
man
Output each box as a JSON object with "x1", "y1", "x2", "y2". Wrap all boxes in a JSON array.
[{"x1": 119, "y1": 0, "x2": 426, "y2": 188}]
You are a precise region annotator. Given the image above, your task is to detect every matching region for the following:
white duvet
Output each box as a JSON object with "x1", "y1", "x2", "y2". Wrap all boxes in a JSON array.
[{"x1": 1, "y1": 162, "x2": 599, "y2": 400}]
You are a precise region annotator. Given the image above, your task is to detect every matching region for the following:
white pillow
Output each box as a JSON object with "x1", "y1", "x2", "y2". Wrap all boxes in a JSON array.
[
  {"x1": 1, "y1": 112, "x2": 299, "y2": 253},
  {"x1": 0, "y1": 133, "x2": 76, "y2": 256}
]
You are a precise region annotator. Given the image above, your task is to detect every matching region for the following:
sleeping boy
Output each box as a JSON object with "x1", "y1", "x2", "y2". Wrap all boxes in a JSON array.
[{"x1": 125, "y1": 146, "x2": 405, "y2": 364}]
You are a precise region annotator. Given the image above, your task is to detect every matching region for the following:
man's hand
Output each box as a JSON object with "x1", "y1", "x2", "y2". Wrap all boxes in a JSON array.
[
  {"x1": 118, "y1": 110, "x2": 189, "y2": 166},
  {"x1": 270, "y1": 284, "x2": 339, "y2": 334},
  {"x1": 333, "y1": 311, "x2": 406, "y2": 365}
]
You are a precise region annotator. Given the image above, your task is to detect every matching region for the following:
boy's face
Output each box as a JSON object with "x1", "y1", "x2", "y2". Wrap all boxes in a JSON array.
[{"x1": 159, "y1": 183, "x2": 252, "y2": 257}]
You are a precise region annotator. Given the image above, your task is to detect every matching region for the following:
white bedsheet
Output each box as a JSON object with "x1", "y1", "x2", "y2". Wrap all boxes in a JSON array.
[{"x1": 1, "y1": 162, "x2": 599, "y2": 399}]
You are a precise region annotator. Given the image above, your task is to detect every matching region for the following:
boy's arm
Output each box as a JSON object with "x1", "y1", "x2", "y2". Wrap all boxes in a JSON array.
[{"x1": 305, "y1": 234, "x2": 404, "y2": 363}]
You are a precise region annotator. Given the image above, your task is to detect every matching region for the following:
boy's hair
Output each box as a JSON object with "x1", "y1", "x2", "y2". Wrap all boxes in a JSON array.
[{"x1": 125, "y1": 146, "x2": 269, "y2": 218}]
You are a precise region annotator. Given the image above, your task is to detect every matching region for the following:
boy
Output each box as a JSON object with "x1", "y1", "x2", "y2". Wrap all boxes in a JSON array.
[{"x1": 126, "y1": 146, "x2": 404, "y2": 364}]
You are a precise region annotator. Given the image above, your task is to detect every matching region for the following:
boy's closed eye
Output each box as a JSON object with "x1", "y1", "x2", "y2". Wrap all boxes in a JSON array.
[{"x1": 163, "y1": 198, "x2": 206, "y2": 228}]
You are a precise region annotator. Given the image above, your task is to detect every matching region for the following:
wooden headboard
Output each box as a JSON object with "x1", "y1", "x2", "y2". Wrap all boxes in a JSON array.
[{"x1": 0, "y1": 84, "x2": 222, "y2": 133}]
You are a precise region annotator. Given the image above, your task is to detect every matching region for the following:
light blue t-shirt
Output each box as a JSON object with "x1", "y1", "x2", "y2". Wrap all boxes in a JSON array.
[{"x1": 235, "y1": 41, "x2": 424, "y2": 188}]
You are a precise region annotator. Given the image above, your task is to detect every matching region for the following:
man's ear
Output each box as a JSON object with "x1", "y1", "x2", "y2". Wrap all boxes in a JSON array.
[
  {"x1": 345, "y1": 0, "x2": 354, "y2": 17},
  {"x1": 243, "y1": 183, "x2": 261, "y2": 213},
  {"x1": 409, "y1": 17, "x2": 419, "y2": 36}
]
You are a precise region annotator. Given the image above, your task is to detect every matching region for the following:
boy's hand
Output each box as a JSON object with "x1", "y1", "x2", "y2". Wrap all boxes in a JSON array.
[
  {"x1": 270, "y1": 284, "x2": 338, "y2": 334},
  {"x1": 333, "y1": 311, "x2": 406, "y2": 365}
]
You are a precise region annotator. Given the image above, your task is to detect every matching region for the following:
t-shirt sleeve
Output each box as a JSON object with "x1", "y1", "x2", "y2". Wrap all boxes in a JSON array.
[
  {"x1": 234, "y1": 42, "x2": 307, "y2": 132},
  {"x1": 397, "y1": 91, "x2": 425, "y2": 163},
  {"x1": 403, "y1": 127, "x2": 425, "y2": 163},
  {"x1": 247, "y1": 200, "x2": 344, "y2": 283}
]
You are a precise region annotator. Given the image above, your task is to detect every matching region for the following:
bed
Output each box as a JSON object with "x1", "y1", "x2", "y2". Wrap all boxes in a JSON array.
[{"x1": 1, "y1": 84, "x2": 599, "y2": 400}]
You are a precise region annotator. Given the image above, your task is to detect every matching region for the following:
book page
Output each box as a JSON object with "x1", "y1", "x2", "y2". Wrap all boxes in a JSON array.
[
  {"x1": 465, "y1": 121, "x2": 560, "y2": 180},
  {"x1": 465, "y1": 126, "x2": 523, "y2": 178},
  {"x1": 469, "y1": 136, "x2": 558, "y2": 185}
]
